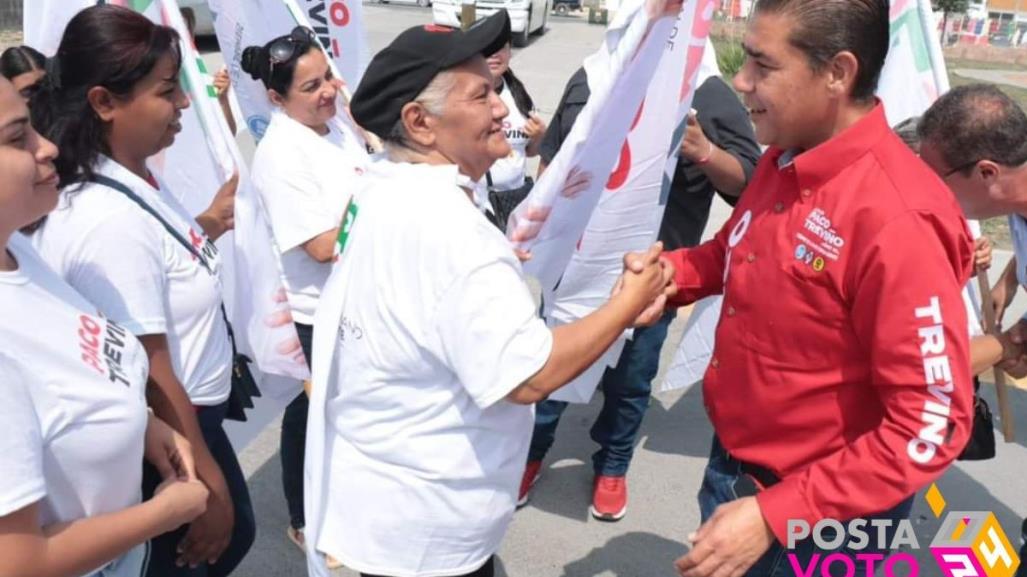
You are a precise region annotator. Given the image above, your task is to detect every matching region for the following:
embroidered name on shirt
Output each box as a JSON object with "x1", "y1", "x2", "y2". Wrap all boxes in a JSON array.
[
  {"x1": 78, "y1": 315, "x2": 133, "y2": 387},
  {"x1": 797, "y1": 208, "x2": 846, "y2": 263},
  {"x1": 908, "y1": 297, "x2": 956, "y2": 465}
]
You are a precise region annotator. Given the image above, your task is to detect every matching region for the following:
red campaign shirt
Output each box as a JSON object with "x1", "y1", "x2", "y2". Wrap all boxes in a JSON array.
[{"x1": 663, "y1": 104, "x2": 975, "y2": 544}]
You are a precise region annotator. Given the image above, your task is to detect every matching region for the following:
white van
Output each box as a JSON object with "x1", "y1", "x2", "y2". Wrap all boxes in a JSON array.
[{"x1": 432, "y1": 0, "x2": 549, "y2": 46}]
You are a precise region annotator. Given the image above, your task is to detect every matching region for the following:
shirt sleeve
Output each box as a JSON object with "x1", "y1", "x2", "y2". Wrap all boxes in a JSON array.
[
  {"x1": 430, "y1": 253, "x2": 554, "y2": 409},
  {"x1": 756, "y1": 211, "x2": 974, "y2": 544},
  {"x1": 65, "y1": 208, "x2": 168, "y2": 336},
  {"x1": 662, "y1": 212, "x2": 733, "y2": 307},
  {"x1": 258, "y1": 161, "x2": 339, "y2": 253},
  {"x1": 0, "y1": 356, "x2": 46, "y2": 517},
  {"x1": 539, "y1": 68, "x2": 590, "y2": 166}
]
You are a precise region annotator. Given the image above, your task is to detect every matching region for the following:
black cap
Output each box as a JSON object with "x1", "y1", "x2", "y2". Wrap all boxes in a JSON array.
[{"x1": 351, "y1": 10, "x2": 511, "y2": 138}]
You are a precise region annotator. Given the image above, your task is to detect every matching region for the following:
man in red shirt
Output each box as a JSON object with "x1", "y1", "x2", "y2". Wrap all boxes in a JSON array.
[{"x1": 668, "y1": 1, "x2": 974, "y2": 576}]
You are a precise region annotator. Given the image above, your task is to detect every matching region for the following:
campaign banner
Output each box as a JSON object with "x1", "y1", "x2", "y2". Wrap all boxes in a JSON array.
[
  {"x1": 25, "y1": 0, "x2": 309, "y2": 449},
  {"x1": 205, "y1": 0, "x2": 369, "y2": 141},
  {"x1": 505, "y1": 0, "x2": 682, "y2": 291},
  {"x1": 545, "y1": 0, "x2": 718, "y2": 403},
  {"x1": 661, "y1": 0, "x2": 960, "y2": 394}
]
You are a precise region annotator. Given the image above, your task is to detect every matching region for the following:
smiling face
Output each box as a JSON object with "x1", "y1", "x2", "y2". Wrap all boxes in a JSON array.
[
  {"x1": 0, "y1": 78, "x2": 59, "y2": 234},
  {"x1": 95, "y1": 51, "x2": 190, "y2": 159},
  {"x1": 732, "y1": 11, "x2": 835, "y2": 151},
  {"x1": 271, "y1": 48, "x2": 339, "y2": 132},
  {"x1": 430, "y1": 56, "x2": 511, "y2": 181},
  {"x1": 486, "y1": 43, "x2": 512, "y2": 86}
]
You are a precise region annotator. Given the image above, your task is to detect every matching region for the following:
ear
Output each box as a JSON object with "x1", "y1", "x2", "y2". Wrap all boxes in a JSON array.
[
  {"x1": 825, "y1": 51, "x2": 860, "y2": 99},
  {"x1": 977, "y1": 159, "x2": 1001, "y2": 182},
  {"x1": 400, "y1": 101, "x2": 438, "y2": 148},
  {"x1": 268, "y1": 89, "x2": 287, "y2": 108},
  {"x1": 86, "y1": 86, "x2": 119, "y2": 122}
]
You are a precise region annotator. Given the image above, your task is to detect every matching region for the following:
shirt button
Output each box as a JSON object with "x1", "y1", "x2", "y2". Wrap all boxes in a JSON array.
[
  {"x1": 746, "y1": 253, "x2": 756, "y2": 263},
  {"x1": 802, "y1": 189, "x2": 813, "y2": 197},
  {"x1": 727, "y1": 306, "x2": 736, "y2": 317},
  {"x1": 711, "y1": 357, "x2": 719, "y2": 368},
  {"x1": 774, "y1": 202, "x2": 784, "y2": 213}
]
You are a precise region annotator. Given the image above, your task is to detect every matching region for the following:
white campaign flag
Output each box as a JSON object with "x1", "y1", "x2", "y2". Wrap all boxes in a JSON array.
[
  {"x1": 25, "y1": 0, "x2": 309, "y2": 448},
  {"x1": 506, "y1": 0, "x2": 681, "y2": 291},
  {"x1": 545, "y1": 0, "x2": 718, "y2": 403},
  {"x1": 206, "y1": 0, "x2": 369, "y2": 140},
  {"x1": 661, "y1": 0, "x2": 956, "y2": 394}
]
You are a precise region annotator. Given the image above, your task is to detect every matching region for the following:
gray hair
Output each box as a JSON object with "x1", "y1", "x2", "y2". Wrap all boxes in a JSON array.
[
  {"x1": 893, "y1": 116, "x2": 921, "y2": 154},
  {"x1": 383, "y1": 70, "x2": 458, "y2": 154}
]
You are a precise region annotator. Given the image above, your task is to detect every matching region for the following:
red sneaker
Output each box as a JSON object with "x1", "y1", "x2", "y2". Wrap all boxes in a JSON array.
[
  {"x1": 590, "y1": 475, "x2": 627, "y2": 521},
  {"x1": 517, "y1": 460, "x2": 543, "y2": 507}
]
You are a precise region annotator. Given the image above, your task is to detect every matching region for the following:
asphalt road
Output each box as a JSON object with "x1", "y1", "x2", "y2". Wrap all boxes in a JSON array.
[{"x1": 198, "y1": 6, "x2": 1027, "y2": 575}]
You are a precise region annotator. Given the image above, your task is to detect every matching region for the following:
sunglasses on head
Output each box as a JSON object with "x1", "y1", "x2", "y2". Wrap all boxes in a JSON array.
[{"x1": 268, "y1": 26, "x2": 318, "y2": 76}]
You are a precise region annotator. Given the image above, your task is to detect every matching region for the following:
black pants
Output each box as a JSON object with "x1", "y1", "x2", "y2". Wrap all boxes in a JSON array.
[
  {"x1": 281, "y1": 323, "x2": 313, "y2": 530},
  {"x1": 143, "y1": 401, "x2": 256, "y2": 576},
  {"x1": 361, "y1": 557, "x2": 495, "y2": 577}
]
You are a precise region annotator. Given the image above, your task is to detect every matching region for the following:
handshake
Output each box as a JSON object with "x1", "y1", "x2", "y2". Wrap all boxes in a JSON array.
[{"x1": 612, "y1": 242, "x2": 679, "y2": 327}]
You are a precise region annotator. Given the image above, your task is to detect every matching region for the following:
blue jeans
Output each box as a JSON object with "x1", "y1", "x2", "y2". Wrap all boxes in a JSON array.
[
  {"x1": 280, "y1": 323, "x2": 313, "y2": 530},
  {"x1": 699, "y1": 437, "x2": 914, "y2": 577},
  {"x1": 143, "y1": 401, "x2": 256, "y2": 577},
  {"x1": 527, "y1": 312, "x2": 674, "y2": 476}
]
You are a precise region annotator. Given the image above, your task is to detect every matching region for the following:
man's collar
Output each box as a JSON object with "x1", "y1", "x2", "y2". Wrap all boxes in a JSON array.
[{"x1": 770, "y1": 103, "x2": 891, "y2": 192}]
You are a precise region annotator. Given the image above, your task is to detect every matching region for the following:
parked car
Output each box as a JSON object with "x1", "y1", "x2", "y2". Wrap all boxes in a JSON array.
[
  {"x1": 179, "y1": 0, "x2": 216, "y2": 37},
  {"x1": 432, "y1": 0, "x2": 549, "y2": 47},
  {"x1": 552, "y1": 0, "x2": 580, "y2": 16},
  {"x1": 377, "y1": 0, "x2": 434, "y2": 7}
]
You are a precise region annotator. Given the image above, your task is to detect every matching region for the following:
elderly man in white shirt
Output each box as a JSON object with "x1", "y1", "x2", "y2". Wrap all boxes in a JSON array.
[{"x1": 303, "y1": 8, "x2": 680, "y2": 577}]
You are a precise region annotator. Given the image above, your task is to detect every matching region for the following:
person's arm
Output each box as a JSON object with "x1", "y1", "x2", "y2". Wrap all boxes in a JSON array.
[
  {"x1": 195, "y1": 172, "x2": 239, "y2": 242},
  {"x1": 991, "y1": 256, "x2": 1018, "y2": 325},
  {"x1": 212, "y1": 68, "x2": 238, "y2": 136},
  {"x1": 140, "y1": 335, "x2": 235, "y2": 568},
  {"x1": 0, "y1": 485, "x2": 207, "y2": 577},
  {"x1": 659, "y1": 208, "x2": 734, "y2": 307},
  {"x1": 679, "y1": 115, "x2": 748, "y2": 197},
  {"x1": 301, "y1": 229, "x2": 340, "y2": 263},
  {"x1": 687, "y1": 78, "x2": 762, "y2": 198},
  {"x1": 507, "y1": 246, "x2": 673, "y2": 404},
  {"x1": 256, "y1": 160, "x2": 344, "y2": 264},
  {"x1": 970, "y1": 332, "x2": 1021, "y2": 375},
  {"x1": 524, "y1": 113, "x2": 548, "y2": 158},
  {"x1": 756, "y1": 212, "x2": 974, "y2": 544}
]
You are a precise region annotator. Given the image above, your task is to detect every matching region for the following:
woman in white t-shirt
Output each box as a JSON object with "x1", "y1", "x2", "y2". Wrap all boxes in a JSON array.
[
  {"x1": 303, "y1": 10, "x2": 677, "y2": 577},
  {"x1": 241, "y1": 27, "x2": 366, "y2": 563},
  {"x1": 0, "y1": 75, "x2": 208, "y2": 577},
  {"x1": 28, "y1": 6, "x2": 254, "y2": 577},
  {"x1": 484, "y1": 25, "x2": 547, "y2": 194}
]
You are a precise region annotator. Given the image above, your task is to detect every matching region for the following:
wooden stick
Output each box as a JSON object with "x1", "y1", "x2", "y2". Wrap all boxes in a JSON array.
[{"x1": 976, "y1": 271, "x2": 1016, "y2": 442}]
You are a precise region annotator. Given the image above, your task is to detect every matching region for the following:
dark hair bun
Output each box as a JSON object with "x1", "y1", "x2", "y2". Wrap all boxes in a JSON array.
[{"x1": 240, "y1": 46, "x2": 265, "y2": 81}]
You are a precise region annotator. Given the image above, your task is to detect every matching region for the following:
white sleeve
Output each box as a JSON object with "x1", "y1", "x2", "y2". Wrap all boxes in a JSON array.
[
  {"x1": 258, "y1": 163, "x2": 339, "y2": 253},
  {"x1": 430, "y1": 256, "x2": 554, "y2": 408},
  {"x1": 0, "y1": 356, "x2": 45, "y2": 517},
  {"x1": 65, "y1": 208, "x2": 168, "y2": 336}
]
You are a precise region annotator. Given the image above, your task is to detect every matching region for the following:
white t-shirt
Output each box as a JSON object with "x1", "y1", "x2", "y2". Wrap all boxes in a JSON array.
[
  {"x1": 308, "y1": 160, "x2": 553, "y2": 577},
  {"x1": 0, "y1": 234, "x2": 150, "y2": 576},
  {"x1": 33, "y1": 157, "x2": 232, "y2": 406},
  {"x1": 488, "y1": 82, "x2": 532, "y2": 192},
  {"x1": 250, "y1": 110, "x2": 366, "y2": 324}
]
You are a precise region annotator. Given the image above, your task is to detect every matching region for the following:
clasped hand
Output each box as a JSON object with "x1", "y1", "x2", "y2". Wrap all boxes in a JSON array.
[{"x1": 613, "y1": 242, "x2": 677, "y2": 327}]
